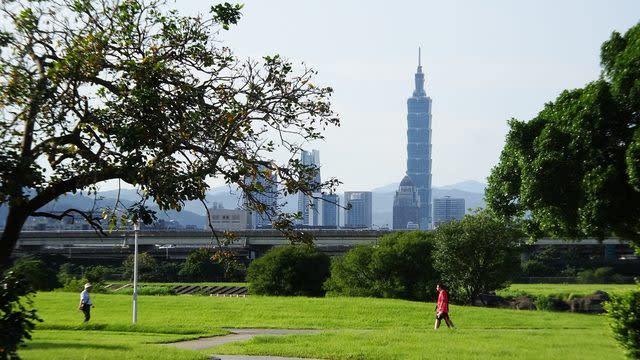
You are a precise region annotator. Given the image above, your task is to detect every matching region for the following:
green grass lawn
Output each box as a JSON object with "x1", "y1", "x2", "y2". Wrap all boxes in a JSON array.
[
  {"x1": 500, "y1": 283, "x2": 638, "y2": 297},
  {"x1": 19, "y1": 285, "x2": 631, "y2": 359}
]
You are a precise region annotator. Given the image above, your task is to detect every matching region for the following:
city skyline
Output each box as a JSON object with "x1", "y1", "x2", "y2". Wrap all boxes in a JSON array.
[
  {"x1": 201, "y1": 1, "x2": 640, "y2": 192},
  {"x1": 97, "y1": 1, "x2": 640, "y2": 193}
]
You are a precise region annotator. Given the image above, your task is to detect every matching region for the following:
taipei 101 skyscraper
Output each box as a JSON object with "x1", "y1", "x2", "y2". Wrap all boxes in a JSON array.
[{"x1": 406, "y1": 48, "x2": 432, "y2": 229}]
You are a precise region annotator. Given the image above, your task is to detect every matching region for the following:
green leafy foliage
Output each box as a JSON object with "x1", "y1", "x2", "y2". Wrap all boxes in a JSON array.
[
  {"x1": 0, "y1": 0, "x2": 340, "y2": 267},
  {"x1": 178, "y1": 248, "x2": 224, "y2": 282},
  {"x1": 433, "y1": 210, "x2": 523, "y2": 304},
  {"x1": 210, "y1": 2, "x2": 243, "y2": 30},
  {"x1": 0, "y1": 271, "x2": 42, "y2": 359},
  {"x1": 324, "y1": 244, "x2": 378, "y2": 298},
  {"x1": 83, "y1": 265, "x2": 112, "y2": 288},
  {"x1": 325, "y1": 231, "x2": 438, "y2": 301},
  {"x1": 8, "y1": 256, "x2": 59, "y2": 291},
  {"x1": 606, "y1": 286, "x2": 640, "y2": 358},
  {"x1": 123, "y1": 252, "x2": 161, "y2": 282},
  {"x1": 247, "y1": 245, "x2": 330, "y2": 297},
  {"x1": 57, "y1": 263, "x2": 80, "y2": 286},
  {"x1": 57, "y1": 277, "x2": 89, "y2": 293},
  {"x1": 576, "y1": 267, "x2": 625, "y2": 284},
  {"x1": 55, "y1": 264, "x2": 113, "y2": 293},
  {"x1": 486, "y1": 23, "x2": 640, "y2": 247}
]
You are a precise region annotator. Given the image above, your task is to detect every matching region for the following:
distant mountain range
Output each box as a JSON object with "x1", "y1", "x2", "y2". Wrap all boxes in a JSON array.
[{"x1": 0, "y1": 180, "x2": 486, "y2": 229}]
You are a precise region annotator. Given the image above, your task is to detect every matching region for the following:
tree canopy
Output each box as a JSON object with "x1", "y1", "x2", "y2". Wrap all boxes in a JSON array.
[
  {"x1": 0, "y1": 0, "x2": 340, "y2": 266},
  {"x1": 486, "y1": 23, "x2": 640, "y2": 249},
  {"x1": 433, "y1": 210, "x2": 523, "y2": 304},
  {"x1": 325, "y1": 231, "x2": 438, "y2": 301}
]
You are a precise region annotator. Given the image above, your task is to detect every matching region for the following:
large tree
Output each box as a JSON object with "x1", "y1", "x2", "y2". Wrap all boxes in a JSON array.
[
  {"x1": 432, "y1": 210, "x2": 523, "y2": 304},
  {"x1": 0, "y1": 0, "x2": 340, "y2": 267},
  {"x1": 324, "y1": 231, "x2": 439, "y2": 301},
  {"x1": 486, "y1": 23, "x2": 640, "y2": 249}
]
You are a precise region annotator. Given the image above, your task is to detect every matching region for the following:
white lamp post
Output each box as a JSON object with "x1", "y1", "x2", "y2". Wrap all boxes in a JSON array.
[{"x1": 132, "y1": 220, "x2": 139, "y2": 324}]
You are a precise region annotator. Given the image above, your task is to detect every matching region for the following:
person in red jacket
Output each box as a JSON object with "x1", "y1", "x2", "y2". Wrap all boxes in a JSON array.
[{"x1": 434, "y1": 283, "x2": 455, "y2": 330}]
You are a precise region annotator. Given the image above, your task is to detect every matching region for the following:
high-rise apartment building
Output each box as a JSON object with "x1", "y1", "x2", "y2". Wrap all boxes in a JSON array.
[
  {"x1": 299, "y1": 192, "x2": 340, "y2": 228},
  {"x1": 297, "y1": 149, "x2": 322, "y2": 225},
  {"x1": 344, "y1": 191, "x2": 372, "y2": 229},
  {"x1": 406, "y1": 48, "x2": 433, "y2": 229},
  {"x1": 392, "y1": 175, "x2": 421, "y2": 230},
  {"x1": 244, "y1": 165, "x2": 278, "y2": 229},
  {"x1": 321, "y1": 193, "x2": 339, "y2": 228},
  {"x1": 433, "y1": 196, "x2": 465, "y2": 227}
]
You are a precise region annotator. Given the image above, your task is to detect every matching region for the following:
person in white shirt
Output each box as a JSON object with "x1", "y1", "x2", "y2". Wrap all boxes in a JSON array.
[{"x1": 79, "y1": 283, "x2": 94, "y2": 322}]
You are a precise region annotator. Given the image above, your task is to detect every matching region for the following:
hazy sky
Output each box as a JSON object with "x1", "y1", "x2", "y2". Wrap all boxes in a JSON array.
[
  {"x1": 174, "y1": 1, "x2": 638, "y2": 192},
  {"x1": 176, "y1": 0, "x2": 640, "y2": 190}
]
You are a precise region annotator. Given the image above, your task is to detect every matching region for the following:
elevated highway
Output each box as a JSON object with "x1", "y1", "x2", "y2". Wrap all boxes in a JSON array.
[
  {"x1": 13, "y1": 229, "x2": 633, "y2": 263},
  {"x1": 16, "y1": 229, "x2": 390, "y2": 248},
  {"x1": 14, "y1": 229, "x2": 392, "y2": 261}
]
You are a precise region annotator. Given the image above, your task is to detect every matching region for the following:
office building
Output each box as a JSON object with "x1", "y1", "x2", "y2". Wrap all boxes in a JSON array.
[
  {"x1": 321, "y1": 193, "x2": 339, "y2": 228},
  {"x1": 433, "y1": 196, "x2": 465, "y2": 227},
  {"x1": 344, "y1": 191, "x2": 372, "y2": 228},
  {"x1": 297, "y1": 149, "x2": 322, "y2": 225},
  {"x1": 406, "y1": 48, "x2": 433, "y2": 229},
  {"x1": 392, "y1": 175, "x2": 421, "y2": 230},
  {"x1": 299, "y1": 192, "x2": 339, "y2": 228},
  {"x1": 208, "y1": 206, "x2": 251, "y2": 231},
  {"x1": 244, "y1": 165, "x2": 278, "y2": 229}
]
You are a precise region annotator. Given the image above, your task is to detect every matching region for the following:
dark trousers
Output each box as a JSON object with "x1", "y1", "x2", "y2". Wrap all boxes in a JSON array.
[{"x1": 81, "y1": 304, "x2": 91, "y2": 322}]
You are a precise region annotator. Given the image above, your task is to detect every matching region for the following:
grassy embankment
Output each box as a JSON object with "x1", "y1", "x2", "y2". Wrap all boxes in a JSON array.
[{"x1": 19, "y1": 283, "x2": 633, "y2": 360}]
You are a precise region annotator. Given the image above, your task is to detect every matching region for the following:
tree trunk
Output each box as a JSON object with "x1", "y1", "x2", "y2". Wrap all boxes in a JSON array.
[{"x1": 0, "y1": 205, "x2": 29, "y2": 269}]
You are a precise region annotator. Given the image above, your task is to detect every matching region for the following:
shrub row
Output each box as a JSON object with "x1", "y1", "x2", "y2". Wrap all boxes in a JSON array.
[
  {"x1": 248, "y1": 210, "x2": 524, "y2": 304},
  {"x1": 6, "y1": 248, "x2": 246, "y2": 293}
]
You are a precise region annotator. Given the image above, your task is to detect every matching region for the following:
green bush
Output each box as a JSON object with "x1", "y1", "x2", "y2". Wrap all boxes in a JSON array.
[
  {"x1": 57, "y1": 277, "x2": 88, "y2": 293},
  {"x1": 533, "y1": 295, "x2": 552, "y2": 311},
  {"x1": 433, "y1": 210, "x2": 523, "y2": 304},
  {"x1": 123, "y1": 252, "x2": 164, "y2": 281},
  {"x1": 247, "y1": 245, "x2": 330, "y2": 297},
  {"x1": 9, "y1": 256, "x2": 59, "y2": 291},
  {"x1": 324, "y1": 244, "x2": 378, "y2": 298},
  {"x1": 56, "y1": 264, "x2": 112, "y2": 293},
  {"x1": 577, "y1": 269, "x2": 596, "y2": 283},
  {"x1": 155, "y1": 262, "x2": 182, "y2": 282},
  {"x1": 578, "y1": 267, "x2": 622, "y2": 284},
  {"x1": 83, "y1": 265, "x2": 112, "y2": 287},
  {"x1": 534, "y1": 295, "x2": 569, "y2": 312},
  {"x1": 325, "y1": 231, "x2": 438, "y2": 301},
  {"x1": 178, "y1": 248, "x2": 224, "y2": 281},
  {"x1": 606, "y1": 287, "x2": 640, "y2": 359},
  {"x1": 57, "y1": 263, "x2": 80, "y2": 285}
]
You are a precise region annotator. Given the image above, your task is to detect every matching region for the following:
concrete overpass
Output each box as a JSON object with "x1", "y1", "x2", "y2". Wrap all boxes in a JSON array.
[
  {"x1": 13, "y1": 229, "x2": 393, "y2": 261},
  {"x1": 15, "y1": 229, "x2": 391, "y2": 248},
  {"x1": 13, "y1": 229, "x2": 634, "y2": 263},
  {"x1": 15, "y1": 229, "x2": 629, "y2": 247}
]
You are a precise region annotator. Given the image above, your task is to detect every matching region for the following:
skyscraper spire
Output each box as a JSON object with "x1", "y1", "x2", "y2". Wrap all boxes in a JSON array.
[{"x1": 413, "y1": 47, "x2": 425, "y2": 97}]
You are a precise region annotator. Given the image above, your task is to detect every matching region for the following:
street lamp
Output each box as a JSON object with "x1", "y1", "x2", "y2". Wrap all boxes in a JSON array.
[
  {"x1": 132, "y1": 220, "x2": 139, "y2": 324},
  {"x1": 157, "y1": 244, "x2": 174, "y2": 259}
]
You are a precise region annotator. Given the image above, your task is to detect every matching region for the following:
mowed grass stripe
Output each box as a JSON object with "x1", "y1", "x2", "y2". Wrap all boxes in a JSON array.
[
  {"x1": 19, "y1": 289, "x2": 626, "y2": 359},
  {"x1": 32, "y1": 292, "x2": 607, "y2": 330},
  {"x1": 213, "y1": 328, "x2": 620, "y2": 360}
]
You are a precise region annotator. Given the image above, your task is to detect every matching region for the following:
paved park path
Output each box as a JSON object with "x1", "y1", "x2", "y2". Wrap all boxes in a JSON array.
[{"x1": 164, "y1": 328, "x2": 325, "y2": 360}]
